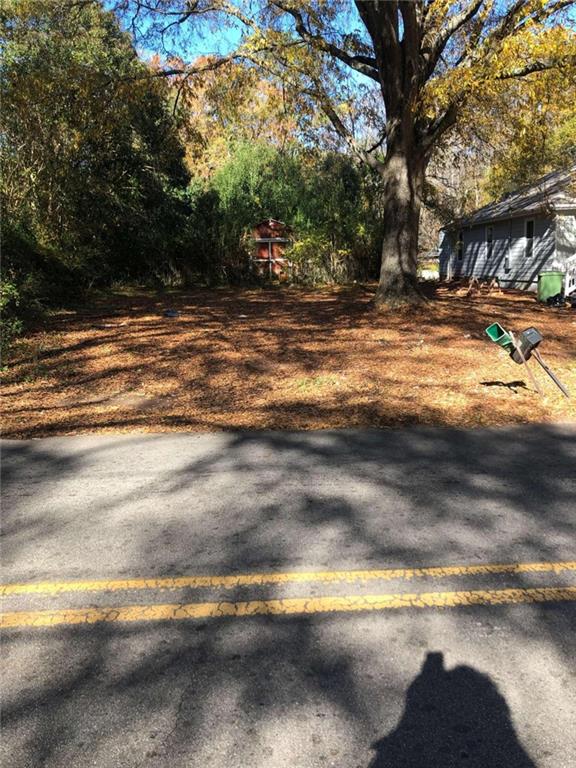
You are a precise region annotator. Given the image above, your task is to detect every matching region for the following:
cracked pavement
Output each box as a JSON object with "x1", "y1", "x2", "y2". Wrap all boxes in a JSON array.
[{"x1": 1, "y1": 424, "x2": 575, "y2": 767}]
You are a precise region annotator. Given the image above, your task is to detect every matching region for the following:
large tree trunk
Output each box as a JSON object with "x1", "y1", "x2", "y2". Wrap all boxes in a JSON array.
[{"x1": 374, "y1": 150, "x2": 425, "y2": 307}]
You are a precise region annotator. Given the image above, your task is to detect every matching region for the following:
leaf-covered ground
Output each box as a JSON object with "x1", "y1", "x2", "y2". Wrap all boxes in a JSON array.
[{"x1": 2, "y1": 285, "x2": 575, "y2": 438}]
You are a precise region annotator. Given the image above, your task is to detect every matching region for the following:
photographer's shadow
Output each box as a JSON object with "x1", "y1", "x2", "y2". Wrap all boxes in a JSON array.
[{"x1": 369, "y1": 652, "x2": 536, "y2": 768}]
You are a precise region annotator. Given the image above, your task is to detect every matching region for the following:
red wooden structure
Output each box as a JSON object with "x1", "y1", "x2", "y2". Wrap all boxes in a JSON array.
[{"x1": 252, "y1": 219, "x2": 291, "y2": 278}]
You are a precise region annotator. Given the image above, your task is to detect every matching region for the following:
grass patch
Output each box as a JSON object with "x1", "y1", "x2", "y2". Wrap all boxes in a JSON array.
[{"x1": 292, "y1": 375, "x2": 345, "y2": 392}]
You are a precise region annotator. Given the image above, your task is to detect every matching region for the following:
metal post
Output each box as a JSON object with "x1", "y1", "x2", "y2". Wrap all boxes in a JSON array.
[
  {"x1": 532, "y1": 350, "x2": 570, "y2": 398},
  {"x1": 509, "y1": 331, "x2": 542, "y2": 395}
]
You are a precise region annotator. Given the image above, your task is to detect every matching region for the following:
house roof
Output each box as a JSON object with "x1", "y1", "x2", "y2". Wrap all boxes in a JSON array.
[{"x1": 445, "y1": 165, "x2": 576, "y2": 229}]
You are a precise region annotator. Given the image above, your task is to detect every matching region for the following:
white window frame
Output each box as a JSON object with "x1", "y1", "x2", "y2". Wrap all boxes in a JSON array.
[{"x1": 525, "y1": 219, "x2": 535, "y2": 259}]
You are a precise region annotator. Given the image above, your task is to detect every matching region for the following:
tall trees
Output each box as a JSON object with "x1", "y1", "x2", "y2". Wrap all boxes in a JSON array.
[
  {"x1": 118, "y1": 0, "x2": 576, "y2": 304},
  {"x1": 3, "y1": 0, "x2": 574, "y2": 314},
  {"x1": 168, "y1": 58, "x2": 311, "y2": 176},
  {"x1": 1, "y1": 0, "x2": 189, "y2": 284},
  {"x1": 478, "y1": 69, "x2": 576, "y2": 197}
]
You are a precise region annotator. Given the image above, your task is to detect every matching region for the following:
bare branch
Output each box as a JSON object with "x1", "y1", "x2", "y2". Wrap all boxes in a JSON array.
[
  {"x1": 492, "y1": 0, "x2": 573, "y2": 43},
  {"x1": 308, "y1": 80, "x2": 385, "y2": 171},
  {"x1": 271, "y1": 1, "x2": 380, "y2": 81},
  {"x1": 421, "y1": 101, "x2": 460, "y2": 153}
]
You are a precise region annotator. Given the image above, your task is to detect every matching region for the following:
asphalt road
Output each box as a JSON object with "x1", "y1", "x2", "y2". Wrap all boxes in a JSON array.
[{"x1": 1, "y1": 424, "x2": 576, "y2": 768}]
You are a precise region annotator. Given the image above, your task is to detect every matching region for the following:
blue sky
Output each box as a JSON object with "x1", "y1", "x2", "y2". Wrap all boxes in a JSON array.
[
  {"x1": 113, "y1": 2, "x2": 575, "y2": 70},
  {"x1": 111, "y1": 2, "x2": 244, "y2": 63},
  {"x1": 111, "y1": 1, "x2": 367, "y2": 67}
]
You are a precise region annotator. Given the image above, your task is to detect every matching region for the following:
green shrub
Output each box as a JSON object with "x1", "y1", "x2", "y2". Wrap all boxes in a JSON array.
[
  {"x1": 288, "y1": 235, "x2": 350, "y2": 284},
  {"x1": 0, "y1": 276, "x2": 23, "y2": 365},
  {"x1": 191, "y1": 142, "x2": 383, "y2": 286}
]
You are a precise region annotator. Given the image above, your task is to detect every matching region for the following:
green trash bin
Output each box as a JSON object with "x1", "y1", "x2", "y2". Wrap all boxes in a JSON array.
[
  {"x1": 537, "y1": 271, "x2": 564, "y2": 303},
  {"x1": 485, "y1": 322, "x2": 515, "y2": 351}
]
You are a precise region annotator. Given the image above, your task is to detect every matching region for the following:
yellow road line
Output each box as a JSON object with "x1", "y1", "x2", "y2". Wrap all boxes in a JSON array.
[
  {"x1": 1, "y1": 561, "x2": 575, "y2": 597},
  {"x1": 2, "y1": 587, "x2": 576, "y2": 629}
]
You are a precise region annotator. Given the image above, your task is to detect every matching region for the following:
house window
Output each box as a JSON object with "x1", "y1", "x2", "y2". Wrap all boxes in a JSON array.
[
  {"x1": 456, "y1": 231, "x2": 464, "y2": 261},
  {"x1": 525, "y1": 219, "x2": 534, "y2": 258},
  {"x1": 486, "y1": 225, "x2": 494, "y2": 258}
]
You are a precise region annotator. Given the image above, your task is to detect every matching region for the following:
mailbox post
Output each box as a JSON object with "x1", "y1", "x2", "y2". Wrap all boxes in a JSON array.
[{"x1": 485, "y1": 323, "x2": 570, "y2": 398}]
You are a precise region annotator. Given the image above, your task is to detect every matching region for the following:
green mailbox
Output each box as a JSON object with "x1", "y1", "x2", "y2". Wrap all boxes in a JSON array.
[
  {"x1": 485, "y1": 322, "x2": 515, "y2": 351},
  {"x1": 485, "y1": 321, "x2": 570, "y2": 398}
]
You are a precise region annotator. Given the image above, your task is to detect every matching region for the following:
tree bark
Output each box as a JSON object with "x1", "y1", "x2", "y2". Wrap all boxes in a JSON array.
[{"x1": 374, "y1": 150, "x2": 425, "y2": 307}]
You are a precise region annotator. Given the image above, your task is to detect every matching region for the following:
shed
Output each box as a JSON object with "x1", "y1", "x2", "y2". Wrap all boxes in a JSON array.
[
  {"x1": 252, "y1": 219, "x2": 292, "y2": 278},
  {"x1": 438, "y1": 165, "x2": 576, "y2": 294}
]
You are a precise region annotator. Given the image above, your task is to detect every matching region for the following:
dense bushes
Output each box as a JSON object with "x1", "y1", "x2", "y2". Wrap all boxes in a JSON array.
[
  {"x1": 0, "y1": 1, "x2": 191, "y2": 358},
  {"x1": 0, "y1": 2, "x2": 383, "y2": 361},
  {"x1": 189, "y1": 142, "x2": 383, "y2": 285},
  {"x1": 0, "y1": 222, "x2": 82, "y2": 363}
]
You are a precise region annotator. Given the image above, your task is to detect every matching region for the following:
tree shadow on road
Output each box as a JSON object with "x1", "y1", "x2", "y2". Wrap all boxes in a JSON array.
[
  {"x1": 2, "y1": 424, "x2": 575, "y2": 766},
  {"x1": 369, "y1": 651, "x2": 535, "y2": 768}
]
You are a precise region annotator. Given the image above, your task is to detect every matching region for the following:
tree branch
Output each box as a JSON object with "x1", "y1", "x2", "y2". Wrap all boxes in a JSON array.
[
  {"x1": 422, "y1": 0, "x2": 485, "y2": 77},
  {"x1": 421, "y1": 101, "x2": 460, "y2": 153},
  {"x1": 496, "y1": 54, "x2": 576, "y2": 80},
  {"x1": 307, "y1": 79, "x2": 385, "y2": 171},
  {"x1": 270, "y1": 1, "x2": 379, "y2": 81}
]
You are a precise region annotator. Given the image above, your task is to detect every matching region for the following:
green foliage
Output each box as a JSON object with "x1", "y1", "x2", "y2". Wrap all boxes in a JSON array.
[
  {"x1": 0, "y1": 0, "x2": 384, "y2": 356},
  {"x1": 1, "y1": 0, "x2": 191, "y2": 290},
  {"x1": 194, "y1": 142, "x2": 382, "y2": 284},
  {"x1": 0, "y1": 221, "x2": 80, "y2": 362},
  {"x1": 289, "y1": 153, "x2": 381, "y2": 282},
  {"x1": 0, "y1": 277, "x2": 24, "y2": 366},
  {"x1": 210, "y1": 143, "x2": 303, "y2": 279},
  {"x1": 287, "y1": 234, "x2": 349, "y2": 284}
]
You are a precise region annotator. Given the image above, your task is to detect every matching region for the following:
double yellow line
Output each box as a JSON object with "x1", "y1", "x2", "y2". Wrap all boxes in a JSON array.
[
  {"x1": 2, "y1": 561, "x2": 575, "y2": 629},
  {"x1": 2, "y1": 560, "x2": 575, "y2": 597},
  {"x1": 3, "y1": 587, "x2": 576, "y2": 629}
]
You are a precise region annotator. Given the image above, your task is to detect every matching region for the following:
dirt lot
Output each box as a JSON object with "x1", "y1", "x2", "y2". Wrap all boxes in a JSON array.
[{"x1": 2, "y1": 285, "x2": 575, "y2": 438}]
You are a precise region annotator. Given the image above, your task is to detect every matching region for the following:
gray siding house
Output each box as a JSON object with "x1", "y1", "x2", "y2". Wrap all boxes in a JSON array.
[{"x1": 439, "y1": 166, "x2": 576, "y2": 294}]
